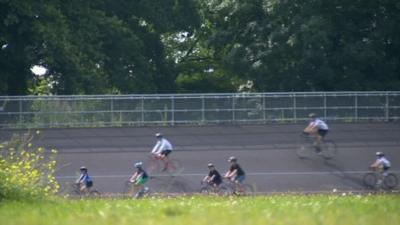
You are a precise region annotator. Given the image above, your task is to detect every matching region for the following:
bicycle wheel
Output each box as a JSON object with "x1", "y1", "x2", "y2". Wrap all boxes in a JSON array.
[
  {"x1": 216, "y1": 186, "x2": 232, "y2": 196},
  {"x1": 363, "y1": 173, "x2": 377, "y2": 189},
  {"x1": 321, "y1": 140, "x2": 337, "y2": 159},
  {"x1": 89, "y1": 190, "x2": 101, "y2": 198},
  {"x1": 123, "y1": 180, "x2": 133, "y2": 194},
  {"x1": 296, "y1": 144, "x2": 311, "y2": 159},
  {"x1": 383, "y1": 174, "x2": 398, "y2": 189},
  {"x1": 166, "y1": 159, "x2": 183, "y2": 174},
  {"x1": 68, "y1": 184, "x2": 81, "y2": 196},
  {"x1": 199, "y1": 186, "x2": 210, "y2": 195},
  {"x1": 146, "y1": 158, "x2": 161, "y2": 173},
  {"x1": 242, "y1": 184, "x2": 255, "y2": 196}
]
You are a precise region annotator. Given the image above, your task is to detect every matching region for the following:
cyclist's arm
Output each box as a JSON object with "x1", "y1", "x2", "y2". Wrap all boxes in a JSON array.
[
  {"x1": 151, "y1": 141, "x2": 161, "y2": 154},
  {"x1": 129, "y1": 172, "x2": 139, "y2": 182},
  {"x1": 304, "y1": 122, "x2": 316, "y2": 133},
  {"x1": 370, "y1": 160, "x2": 380, "y2": 168},
  {"x1": 76, "y1": 174, "x2": 85, "y2": 184},
  {"x1": 208, "y1": 175, "x2": 216, "y2": 182},
  {"x1": 225, "y1": 170, "x2": 237, "y2": 178}
]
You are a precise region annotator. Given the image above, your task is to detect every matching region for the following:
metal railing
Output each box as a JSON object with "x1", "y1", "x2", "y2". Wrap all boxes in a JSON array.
[{"x1": 0, "y1": 92, "x2": 399, "y2": 128}]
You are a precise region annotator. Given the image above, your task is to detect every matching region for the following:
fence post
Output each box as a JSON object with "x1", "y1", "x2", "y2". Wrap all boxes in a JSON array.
[
  {"x1": 232, "y1": 95, "x2": 235, "y2": 122},
  {"x1": 141, "y1": 96, "x2": 144, "y2": 125},
  {"x1": 201, "y1": 95, "x2": 205, "y2": 122},
  {"x1": 19, "y1": 99, "x2": 22, "y2": 126},
  {"x1": 262, "y1": 94, "x2": 266, "y2": 123},
  {"x1": 385, "y1": 92, "x2": 389, "y2": 122},
  {"x1": 354, "y1": 94, "x2": 358, "y2": 121},
  {"x1": 171, "y1": 96, "x2": 175, "y2": 126},
  {"x1": 293, "y1": 94, "x2": 297, "y2": 123},
  {"x1": 323, "y1": 93, "x2": 327, "y2": 120},
  {"x1": 110, "y1": 97, "x2": 114, "y2": 125}
]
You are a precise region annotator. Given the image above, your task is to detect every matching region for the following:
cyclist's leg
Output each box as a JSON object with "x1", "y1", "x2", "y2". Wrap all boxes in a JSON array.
[
  {"x1": 160, "y1": 150, "x2": 172, "y2": 171},
  {"x1": 134, "y1": 177, "x2": 148, "y2": 198},
  {"x1": 315, "y1": 129, "x2": 328, "y2": 153},
  {"x1": 234, "y1": 175, "x2": 245, "y2": 193}
]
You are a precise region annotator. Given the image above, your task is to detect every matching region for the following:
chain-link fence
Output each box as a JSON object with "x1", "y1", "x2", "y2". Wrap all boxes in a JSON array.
[{"x1": 0, "y1": 92, "x2": 399, "y2": 128}]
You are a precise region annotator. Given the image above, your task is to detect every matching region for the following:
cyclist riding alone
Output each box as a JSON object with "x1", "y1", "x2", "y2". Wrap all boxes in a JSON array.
[
  {"x1": 225, "y1": 156, "x2": 246, "y2": 192},
  {"x1": 370, "y1": 152, "x2": 391, "y2": 174},
  {"x1": 303, "y1": 113, "x2": 329, "y2": 153},
  {"x1": 203, "y1": 163, "x2": 223, "y2": 188},
  {"x1": 129, "y1": 162, "x2": 149, "y2": 197},
  {"x1": 151, "y1": 133, "x2": 173, "y2": 171},
  {"x1": 75, "y1": 166, "x2": 93, "y2": 194}
]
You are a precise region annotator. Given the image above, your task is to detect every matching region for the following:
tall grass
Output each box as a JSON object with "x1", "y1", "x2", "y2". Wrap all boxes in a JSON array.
[
  {"x1": 0, "y1": 195, "x2": 399, "y2": 225},
  {"x1": 0, "y1": 131, "x2": 59, "y2": 200}
]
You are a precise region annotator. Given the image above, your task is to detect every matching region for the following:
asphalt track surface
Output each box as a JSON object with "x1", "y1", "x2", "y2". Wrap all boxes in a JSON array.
[{"x1": 1, "y1": 122, "x2": 400, "y2": 194}]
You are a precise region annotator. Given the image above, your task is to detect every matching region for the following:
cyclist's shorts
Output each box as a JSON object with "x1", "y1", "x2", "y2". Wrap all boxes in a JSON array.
[
  {"x1": 383, "y1": 166, "x2": 391, "y2": 171},
  {"x1": 234, "y1": 175, "x2": 245, "y2": 184},
  {"x1": 318, "y1": 129, "x2": 328, "y2": 137},
  {"x1": 161, "y1": 149, "x2": 172, "y2": 156},
  {"x1": 135, "y1": 177, "x2": 149, "y2": 185},
  {"x1": 85, "y1": 181, "x2": 93, "y2": 188}
]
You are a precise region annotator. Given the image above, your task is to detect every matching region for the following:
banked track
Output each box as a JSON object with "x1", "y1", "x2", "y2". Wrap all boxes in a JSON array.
[{"x1": 1, "y1": 122, "x2": 399, "y2": 194}]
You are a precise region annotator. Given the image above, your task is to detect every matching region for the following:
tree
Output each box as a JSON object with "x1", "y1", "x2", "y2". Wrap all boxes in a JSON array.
[
  {"x1": 0, "y1": 0, "x2": 200, "y2": 95},
  {"x1": 201, "y1": 0, "x2": 400, "y2": 91}
]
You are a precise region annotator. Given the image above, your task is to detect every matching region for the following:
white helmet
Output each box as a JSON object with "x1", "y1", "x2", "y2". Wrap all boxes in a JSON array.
[{"x1": 134, "y1": 162, "x2": 143, "y2": 168}]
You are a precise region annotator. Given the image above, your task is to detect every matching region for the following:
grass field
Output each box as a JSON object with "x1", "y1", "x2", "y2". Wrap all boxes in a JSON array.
[{"x1": 1, "y1": 194, "x2": 399, "y2": 225}]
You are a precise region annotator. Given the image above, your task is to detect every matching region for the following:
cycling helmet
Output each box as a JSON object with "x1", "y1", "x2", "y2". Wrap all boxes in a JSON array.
[
  {"x1": 155, "y1": 133, "x2": 163, "y2": 138},
  {"x1": 207, "y1": 163, "x2": 214, "y2": 168},
  {"x1": 308, "y1": 113, "x2": 317, "y2": 118},
  {"x1": 134, "y1": 162, "x2": 143, "y2": 168},
  {"x1": 376, "y1": 152, "x2": 384, "y2": 157},
  {"x1": 228, "y1": 156, "x2": 237, "y2": 162},
  {"x1": 80, "y1": 166, "x2": 87, "y2": 171}
]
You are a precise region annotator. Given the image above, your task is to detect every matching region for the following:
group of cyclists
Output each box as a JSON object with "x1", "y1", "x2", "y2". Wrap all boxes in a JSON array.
[{"x1": 75, "y1": 113, "x2": 393, "y2": 196}]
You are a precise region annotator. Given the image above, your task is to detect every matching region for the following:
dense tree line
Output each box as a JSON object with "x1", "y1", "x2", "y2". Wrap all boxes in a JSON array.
[{"x1": 1, "y1": 0, "x2": 399, "y2": 95}]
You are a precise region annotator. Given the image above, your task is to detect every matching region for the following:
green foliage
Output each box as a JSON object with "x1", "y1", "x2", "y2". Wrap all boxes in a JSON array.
[
  {"x1": 203, "y1": 0, "x2": 400, "y2": 92},
  {"x1": 1, "y1": 0, "x2": 400, "y2": 94},
  {"x1": 0, "y1": 0, "x2": 200, "y2": 95},
  {"x1": 0, "y1": 195, "x2": 399, "y2": 225},
  {"x1": 0, "y1": 131, "x2": 59, "y2": 200}
]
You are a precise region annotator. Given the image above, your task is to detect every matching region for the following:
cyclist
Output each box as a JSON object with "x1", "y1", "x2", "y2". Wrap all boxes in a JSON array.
[
  {"x1": 371, "y1": 151, "x2": 391, "y2": 172},
  {"x1": 75, "y1": 166, "x2": 93, "y2": 194},
  {"x1": 151, "y1": 133, "x2": 173, "y2": 171},
  {"x1": 129, "y1": 162, "x2": 149, "y2": 198},
  {"x1": 303, "y1": 113, "x2": 329, "y2": 153},
  {"x1": 224, "y1": 156, "x2": 246, "y2": 193},
  {"x1": 203, "y1": 163, "x2": 223, "y2": 191}
]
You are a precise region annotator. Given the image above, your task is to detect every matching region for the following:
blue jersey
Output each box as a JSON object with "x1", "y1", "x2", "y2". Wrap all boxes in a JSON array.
[{"x1": 78, "y1": 173, "x2": 92, "y2": 184}]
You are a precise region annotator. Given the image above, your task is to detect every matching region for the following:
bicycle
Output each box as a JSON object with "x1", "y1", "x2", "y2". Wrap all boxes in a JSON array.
[
  {"x1": 69, "y1": 183, "x2": 101, "y2": 198},
  {"x1": 363, "y1": 168, "x2": 398, "y2": 190},
  {"x1": 222, "y1": 178, "x2": 255, "y2": 196},
  {"x1": 296, "y1": 132, "x2": 337, "y2": 159},
  {"x1": 199, "y1": 180, "x2": 232, "y2": 196},
  {"x1": 146, "y1": 153, "x2": 183, "y2": 174},
  {"x1": 123, "y1": 179, "x2": 153, "y2": 199}
]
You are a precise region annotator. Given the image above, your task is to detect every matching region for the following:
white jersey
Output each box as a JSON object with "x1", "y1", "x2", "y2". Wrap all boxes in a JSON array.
[
  {"x1": 310, "y1": 118, "x2": 329, "y2": 130},
  {"x1": 377, "y1": 157, "x2": 391, "y2": 168},
  {"x1": 151, "y1": 138, "x2": 173, "y2": 154}
]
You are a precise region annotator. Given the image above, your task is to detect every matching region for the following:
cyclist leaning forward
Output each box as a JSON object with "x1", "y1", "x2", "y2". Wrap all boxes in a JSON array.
[
  {"x1": 203, "y1": 163, "x2": 223, "y2": 191},
  {"x1": 151, "y1": 133, "x2": 173, "y2": 171},
  {"x1": 75, "y1": 166, "x2": 93, "y2": 194},
  {"x1": 303, "y1": 113, "x2": 329, "y2": 153},
  {"x1": 225, "y1": 156, "x2": 246, "y2": 193},
  {"x1": 129, "y1": 162, "x2": 149, "y2": 197}
]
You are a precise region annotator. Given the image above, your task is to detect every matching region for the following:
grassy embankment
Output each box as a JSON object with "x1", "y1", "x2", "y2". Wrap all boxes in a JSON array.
[{"x1": 1, "y1": 194, "x2": 400, "y2": 225}]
